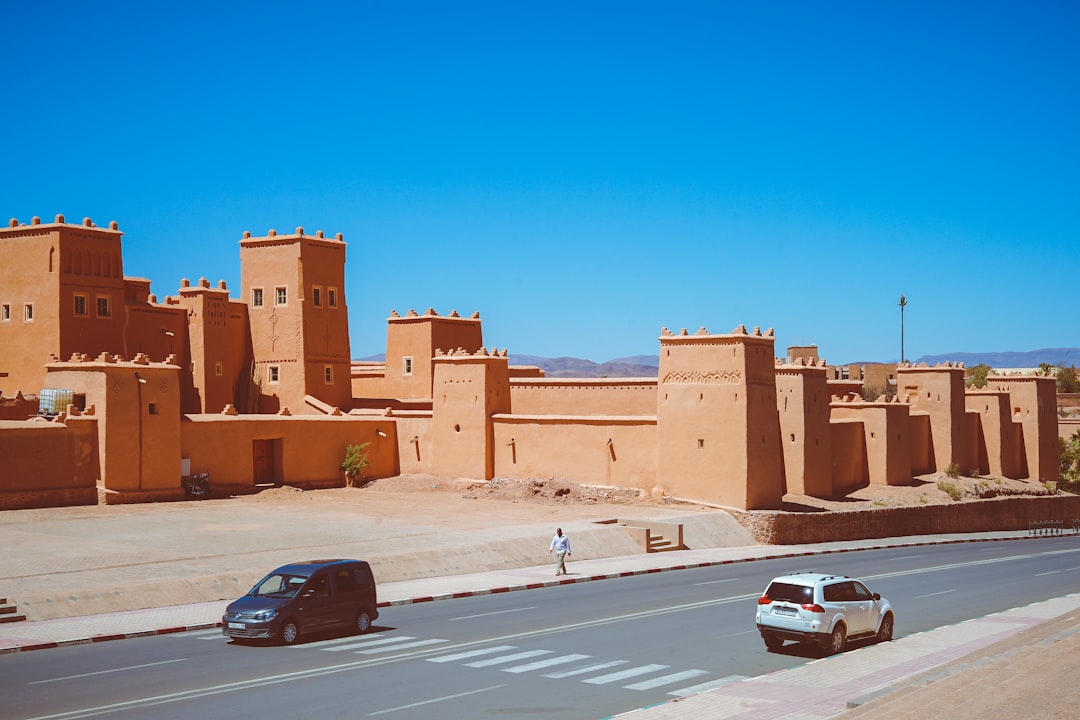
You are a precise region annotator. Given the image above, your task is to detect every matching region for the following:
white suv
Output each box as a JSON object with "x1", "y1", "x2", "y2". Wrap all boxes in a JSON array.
[{"x1": 755, "y1": 572, "x2": 894, "y2": 654}]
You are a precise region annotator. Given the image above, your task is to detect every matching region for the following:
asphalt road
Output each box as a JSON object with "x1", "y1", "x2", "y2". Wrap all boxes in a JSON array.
[{"x1": 3, "y1": 537, "x2": 1078, "y2": 720}]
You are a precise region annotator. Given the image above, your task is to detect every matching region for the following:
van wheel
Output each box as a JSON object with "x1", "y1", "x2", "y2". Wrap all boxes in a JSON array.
[
  {"x1": 825, "y1": 623, "x2": 846, "y2": 655},
  {"x1": 280, "y1": 619, "x2": 300, "y2": 645},
  {"x1": 355, "y1": 610, "x2": 372, "y2": 635},
  {"x1": 877, "y1": 613, "x2": 894, "y2": 643}
]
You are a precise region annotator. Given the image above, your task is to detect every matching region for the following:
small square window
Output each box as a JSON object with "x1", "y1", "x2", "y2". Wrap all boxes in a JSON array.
[
  {"x1": 24, "y1": 303, "x2": 34, "y2": 322},
  {"x1": 328, "y1": 288, "x2": 337, "y2": 308},
  {"x1": 697, "y1": 438, "x2": 705, "y2": 450},
  {"x1": 403, "y1": 357, "x2": 413, "y2": 376},
  {"x1": 252, "y1": 288, "x2": 264, "y2": 308},
  {"x1": 268, "y1": 366, "x2": 280, "y2": 384},
  {"x1": 324, "y1": 365, "x2": 333, "y2": 384},
  {"x1": 74, "y1": 294, "x2": 88, "y2": 316},
  {"x1": 148, "y1": 403, "x2": 158, "y2": 415},
  {"x1": 313, "y1": 287, "x2": 322, "y2": 307},
  {"x1": 275, "y1": 287, "x2": 287, "y2": 306},
  {"x1": 215, "y1": 362, "x2": 224, "y2": 377},
  {"x1": 96, "y1": 295, "x2": 111, "y2": 318},
  {"x1": 1, "y1": 304, "x2": 9, "y2": 321}
]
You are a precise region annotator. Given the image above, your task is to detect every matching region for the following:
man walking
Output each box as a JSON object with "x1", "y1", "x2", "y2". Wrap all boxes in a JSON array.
[{"x1": 549, "y1": 527, "x2": 571, "y2": 576}]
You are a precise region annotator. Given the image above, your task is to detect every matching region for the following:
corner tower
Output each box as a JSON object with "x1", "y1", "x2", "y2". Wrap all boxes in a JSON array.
[
  {"x1": 240, "y1": 227, "x2": 351, "y2": 413},
  {"x1": 656, "y1": 325, "x2": 783, "y2": 510}
]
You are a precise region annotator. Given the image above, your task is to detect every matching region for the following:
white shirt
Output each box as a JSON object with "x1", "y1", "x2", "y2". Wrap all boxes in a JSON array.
[{"x1": 550, "y1": 533, "x2": 571, "y2": 553}]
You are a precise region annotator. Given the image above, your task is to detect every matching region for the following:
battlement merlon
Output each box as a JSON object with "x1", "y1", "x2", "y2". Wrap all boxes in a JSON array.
[
  {"x1": 658, "y1": 324, "x2": 776, "y2": 346},
  {"x1": 176, "y1": 277, "x2": 231, "y2": 298},
  {"x1": 238, "y1": 227, "x2": 345, "y2": 248},
  {"x1": 388, "y1": 309, "x2": 482, "y2": 324},
  {"x1": 2, "y1": 214, "x2": 122, "y2": 237}
]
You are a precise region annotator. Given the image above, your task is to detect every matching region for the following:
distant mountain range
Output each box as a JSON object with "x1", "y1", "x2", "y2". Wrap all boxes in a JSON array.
[{"x1": 357, "y1": 349, "x2": 1080, "y2": 378}]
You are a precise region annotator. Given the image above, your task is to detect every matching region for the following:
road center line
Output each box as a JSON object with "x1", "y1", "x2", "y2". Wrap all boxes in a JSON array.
[
  {"x1": 30, "y1": 659, "x2": 189, "y2": 685},
  {"x1": 368, "y1": 684, "x2": 507, "y2": 716},
  {"x1": 914, "y1": 590, "x2": 957, "y2": 599},
  {"x1": 694, "y1": 578, "x2": 739, "y2": 586},
  {"x1": 450, "y1": 606, "x2": 536, "y2": 621}
]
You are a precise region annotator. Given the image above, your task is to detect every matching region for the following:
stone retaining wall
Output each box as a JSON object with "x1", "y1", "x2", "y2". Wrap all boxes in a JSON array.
[{"x1": 734, "y1": 494, "x2": 1080, "y2": 545}]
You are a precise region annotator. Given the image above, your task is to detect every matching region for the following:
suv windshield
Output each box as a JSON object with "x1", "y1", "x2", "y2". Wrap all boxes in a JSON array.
[
  {"x1": 766, "y1": 582, "x2": 813, "y2": 604},
  {"x1": 251, "y1": 573, "x2": 308, "y2": 598}
]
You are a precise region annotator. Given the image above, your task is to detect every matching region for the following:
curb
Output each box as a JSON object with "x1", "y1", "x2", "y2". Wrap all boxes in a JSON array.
[{"x1": 0, "y1": 533, "x2": 1045, "y2": 654}]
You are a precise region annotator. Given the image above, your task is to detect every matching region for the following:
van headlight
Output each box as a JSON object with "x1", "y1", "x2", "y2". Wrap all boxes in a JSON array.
[{"x1": 253, "y1": 609, "x2": 277, "y2": 621}]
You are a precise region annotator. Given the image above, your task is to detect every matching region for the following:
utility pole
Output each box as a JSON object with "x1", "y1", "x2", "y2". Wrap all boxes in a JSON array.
[{"x1": 898, "y1": 294, "x2": 907, "y2": 364}]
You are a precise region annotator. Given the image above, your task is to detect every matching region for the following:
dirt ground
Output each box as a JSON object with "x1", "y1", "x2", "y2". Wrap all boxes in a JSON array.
[{"x1": 249, "y1": 472, "x2": 1060, "y2": 519}]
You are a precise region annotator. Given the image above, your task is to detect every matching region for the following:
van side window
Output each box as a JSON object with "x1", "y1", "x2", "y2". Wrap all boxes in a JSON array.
[
  {"x1": 334, "y1": 569, "x2": 358, "y2": 591},
  {"x1": 309, "y1": 575, "x2": 330, "y2": 597}
]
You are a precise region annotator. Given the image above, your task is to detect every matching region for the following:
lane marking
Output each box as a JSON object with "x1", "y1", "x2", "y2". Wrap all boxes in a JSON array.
[
  {"x1": 450, "y1": 606, "x2": 536, "y2": 621},
  {"x1": 30, "y1": 659, "x2": 189, "y2": 685},
  {"x1": 716, "y1": 629, "x2": 758, "y2": 639},
  {"x1": 501, "y1": 654, "x2": 591, "y2": 674},
  {"x1": 694, "y1": 579, "x2": 738, "y2": 586},
  {"x1": 465, "y1": 649, "x2": 552, "y2": 667},
  {"x1": 624, "y1": 669, "x2": 709, "y2": 691},
  {"x1": 914, "y1": 590, "x2": 957, "y2": 599},
  {"x1": 889, "y1": 555, "x2": 923, "y2": 561},
  {"x1": 427, "y1": 646, "x2": 518, "y2": 663},
  {"x1": 544, "y1": 660, "x2": 628, "y2": 678},
  {"x1": 367, "y1": 684, "x2": 507, "y2": 716},
  {"x1": 583, "y1": 664, "x2": 669, "y2": 685}
]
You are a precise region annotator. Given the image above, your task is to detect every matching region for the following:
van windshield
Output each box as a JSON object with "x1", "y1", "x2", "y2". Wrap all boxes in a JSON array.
[{"x1": 251, "y1": 573, "x2": 307, "y2": 598}]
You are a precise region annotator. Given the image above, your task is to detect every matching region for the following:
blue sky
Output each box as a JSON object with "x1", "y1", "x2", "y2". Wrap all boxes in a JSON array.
[{"x1": 4, "y1": 1, "x2": 1077, "y2": 364}]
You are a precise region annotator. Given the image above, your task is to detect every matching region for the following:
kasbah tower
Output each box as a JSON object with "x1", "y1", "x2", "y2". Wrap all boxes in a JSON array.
[{"x1": 0, "y1": 211, "x2": 1062, "y2": 514}]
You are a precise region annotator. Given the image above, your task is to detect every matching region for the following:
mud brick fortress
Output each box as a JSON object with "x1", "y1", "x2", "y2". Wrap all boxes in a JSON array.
[{"x1": 0, "y1": 214, "x2": 1059, "y2": 511}]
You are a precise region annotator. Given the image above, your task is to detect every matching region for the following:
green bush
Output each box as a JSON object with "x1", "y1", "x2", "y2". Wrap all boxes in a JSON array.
[
  {"x1": 937, "y1": 480, "x2": 963, "y2": 501},
  {"x1": 341, "y1": 442, "x2": 371, "y2": 488},
  {"x1": 945, "y1": 462, "x2": 961, "y2": 479}
]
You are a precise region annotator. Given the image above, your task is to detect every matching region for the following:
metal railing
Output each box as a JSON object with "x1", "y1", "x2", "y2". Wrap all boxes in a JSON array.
[{"x1": 1028, "y1": 519, "x2": 1080, "y2": 536}]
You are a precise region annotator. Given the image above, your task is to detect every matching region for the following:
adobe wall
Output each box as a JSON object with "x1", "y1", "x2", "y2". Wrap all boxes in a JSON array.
[
  {"x1": 0, "y1": 392, "x2": 37, "y2": 420},
  {"x1": 830, "y1": 397, "x2": 911, "y2": 486},
  {"x1": 492, "y1": 415, "x2": 657, "y2": 491},
  {"x1": 909, "y1": 411, "x2": 932, "y2": 474},
  {"x1": 390, "y1": 411, "x2": 434, "y2": 475},
  {"x1": 775, "y1": 363, "x2": 831, "y2": 497},
  {"x1": 509, "y1": 378, "x2": 657, "y2": 416},
  {"x1": 735, "y1": 494, "x2": 1080, "y2": 545},
  {"x1": 966, "y1": 390, "x2": 1020, "y2": 477},
  {"x1": 0, "y1": 415, "x2": 98, "y2": 509},
  {"x1": 897, "y1": 363, "x2": 967, "y2": 473},
  {"x1": 1061, "y1": 418, "x2": 1080, "y2": 441},
  {"x1": 830, "y1": 418, "x2": 868, "y2": 495},
  {"x1": 987, "y1": 375, "x2": 1058, "y2": 482},
  {"x1": 431, "y1": 350, "x2": 510, "y2": 479},
  {"x1": 180, "y1": 414, "x2": 398, "y2": 493},
  {"x1": 382, "y1": 310, "x2": 484, "y2": 400}
]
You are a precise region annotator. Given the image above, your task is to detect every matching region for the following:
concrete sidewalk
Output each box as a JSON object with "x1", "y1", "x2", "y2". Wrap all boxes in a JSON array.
[{"x1": 3, "y1": 531, "x2": 1077, "y2": 719}]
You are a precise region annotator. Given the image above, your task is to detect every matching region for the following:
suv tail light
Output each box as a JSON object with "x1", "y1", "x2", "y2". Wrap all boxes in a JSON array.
[
  {"x1": 757, "y1": 596, "x2": 772, "y2": 605},
  {"x1": 801, "y1": 603, "x2": 826, "y2": 613}
]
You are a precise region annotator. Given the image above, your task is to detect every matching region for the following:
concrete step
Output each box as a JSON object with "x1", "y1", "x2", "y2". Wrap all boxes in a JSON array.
[{"x1": 0, "y1": 602, "x2": 26, "y2": 623}]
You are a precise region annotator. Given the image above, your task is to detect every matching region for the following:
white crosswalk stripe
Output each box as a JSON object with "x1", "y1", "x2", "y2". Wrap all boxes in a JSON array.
[
  {"x1": 501, "y1": 654, "x2": 591, "y2": 674},
  {"x1": 322, "y1": 635, "x2": 415, "y2": 651},
  {"x1": 354, "y1": 638, "x2": 447, "y2": 653},
  {"x1": 623, "y1": 668, "x2": 709, "y2": 690},
  {"x1": 465, "y1": 649, "x2": 553, "y2": 667},
  {"x1": 543, "y1": 660, "x2": 628, "y2": 678},
  {"x1": 307, "y1": 634, "x2": 393, "y2": 650},
  {"x1": 427, "y1": 645, "x2": 519, "y2": 663},
  {"x1": 582, "y1": 664, "x2": 670, "y2": 685},
  {"x1": 190, "y1": 629, "x2": 225, "y2": 639}
]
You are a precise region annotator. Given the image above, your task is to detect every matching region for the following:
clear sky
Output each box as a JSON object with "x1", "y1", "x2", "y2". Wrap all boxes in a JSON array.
[{"x1": 4, "y1": 1, "x2": 1077, "y2": 364}]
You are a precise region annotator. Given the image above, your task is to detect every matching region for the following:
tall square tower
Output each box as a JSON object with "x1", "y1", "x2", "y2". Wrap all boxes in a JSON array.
[{"x1": 240, "y1": 227, "x2": 351, "y2": 413}]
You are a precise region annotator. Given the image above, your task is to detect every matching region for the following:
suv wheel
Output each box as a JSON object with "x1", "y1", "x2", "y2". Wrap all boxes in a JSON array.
[
  {"x1": 877, "y1": 613, "x2": 894, "y2": 643},
  {"x1": 825, "y1": 623, "x2": 846, "y2": 655},
  {"x1": 355, "y1": 610, "x2": 372, "y2": 635},
  {"x1": 280, "y1": 619, "x2": 300, "y2": 645},
  {"x1": 763, "y1": 633, "x2": 784, "y2": 651}
]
